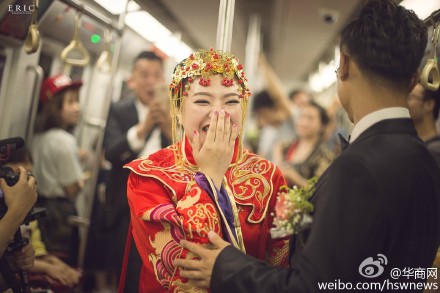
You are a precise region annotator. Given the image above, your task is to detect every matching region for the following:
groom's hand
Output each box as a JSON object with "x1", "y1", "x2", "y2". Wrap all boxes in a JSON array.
[{"x1": 174, "y1": 231, "x2": 230, "y2": 288}]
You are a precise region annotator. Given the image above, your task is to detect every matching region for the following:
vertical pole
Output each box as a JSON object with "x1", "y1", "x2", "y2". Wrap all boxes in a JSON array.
[
  {"x1": 77, "y1": 0, "x2": 129, "y2": 270},
  {"x1": 242, "y1": 15, "x2": 262, "y2": 146},
  {"x1": 245, "y1": 15, "x2": 262, "y2": 91},
  {"x1": 216, "y1": 0, "x2": 236, "y2": 51}
]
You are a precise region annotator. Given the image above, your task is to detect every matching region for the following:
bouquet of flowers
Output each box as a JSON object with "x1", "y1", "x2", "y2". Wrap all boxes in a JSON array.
[{"x1": 270, "y1": 177, "x2": 317, "y2": 238}]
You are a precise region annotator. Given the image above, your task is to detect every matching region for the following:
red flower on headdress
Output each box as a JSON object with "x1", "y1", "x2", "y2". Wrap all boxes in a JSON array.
[{"x1": 221, "y1": 78, "x2": 234, "y2": 87}]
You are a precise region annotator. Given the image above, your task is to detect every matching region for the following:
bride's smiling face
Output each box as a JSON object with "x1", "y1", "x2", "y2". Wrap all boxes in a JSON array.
[{"x1": 180, "y1": 74, "x2": 243, "y2": 146}]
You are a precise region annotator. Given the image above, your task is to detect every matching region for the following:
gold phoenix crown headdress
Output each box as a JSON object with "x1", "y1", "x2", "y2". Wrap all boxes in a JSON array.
[
  {"x1": 169, "y1": 48, "x2": 251, "y2": 154},
  {"x1": 169, "y1": 48, "x2": 251, "y2": 101}
]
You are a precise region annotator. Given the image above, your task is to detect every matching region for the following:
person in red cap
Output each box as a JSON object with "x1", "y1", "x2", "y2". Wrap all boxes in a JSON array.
[
  {"x1": 39, "y1": 74, "x2": 83, "y2": 106},
  {"x1": 31, "y1": 74, "x2": 85, "y2": 266}
]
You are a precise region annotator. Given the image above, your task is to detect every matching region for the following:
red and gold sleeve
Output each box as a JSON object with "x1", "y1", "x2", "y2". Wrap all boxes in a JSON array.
[{"x1": 127, "y1": 172, "x2": 222, "y2": 292}]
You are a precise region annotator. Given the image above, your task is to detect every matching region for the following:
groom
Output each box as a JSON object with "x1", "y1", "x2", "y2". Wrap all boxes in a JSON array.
[{"x1": 174, "y1": 0, "x2": 440, "y2": 292}]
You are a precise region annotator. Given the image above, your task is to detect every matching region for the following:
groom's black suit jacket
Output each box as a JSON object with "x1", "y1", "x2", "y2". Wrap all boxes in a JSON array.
[{"x1": 211, "y1": 118, "x2": 440, "y2": 293}]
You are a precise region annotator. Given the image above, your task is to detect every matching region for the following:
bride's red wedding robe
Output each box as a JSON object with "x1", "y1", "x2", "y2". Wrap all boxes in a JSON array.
[{"x1": 122, "y1": 138, "x2": 289, "y2": 292}]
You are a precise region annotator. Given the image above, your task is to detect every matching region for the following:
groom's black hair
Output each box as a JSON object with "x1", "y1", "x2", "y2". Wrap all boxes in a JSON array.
[{"x1": 340, "y1": 0, "x2": 427, "y2": 89}]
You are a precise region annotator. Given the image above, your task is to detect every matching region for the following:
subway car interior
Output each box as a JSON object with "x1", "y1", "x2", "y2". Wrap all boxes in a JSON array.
[{"x1": 0, "y1": 0, "x2": 439, "y2": 292}]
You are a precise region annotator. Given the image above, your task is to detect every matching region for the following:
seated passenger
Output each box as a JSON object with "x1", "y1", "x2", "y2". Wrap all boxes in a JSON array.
[{"x1": 4, "y1": 148, "x2": 82, "y2": 290}]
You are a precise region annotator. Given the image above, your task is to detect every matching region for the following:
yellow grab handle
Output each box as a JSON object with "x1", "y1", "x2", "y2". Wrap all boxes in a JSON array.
[
  {"x1": 420, "y1": 58, "x2": 440, "y2": 92},
  {"x1": 96, "y1": 50, "x2": 112, "y2": 73},
  {"x1": 60, "y1": 40, "x2": 90, "y2": 67},
  {"x1": 24, "y1": 24, "x2": 40, "y2": 54},
  {"x1": 60, "y1": 12, "x2": 90, "y2": 67}
]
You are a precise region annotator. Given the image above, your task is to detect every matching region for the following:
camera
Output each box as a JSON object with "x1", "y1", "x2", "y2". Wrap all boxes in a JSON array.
[
  {"x1": 0, "y1": 166, "x2": 19, "y2": 187},
  {"x1": 0, "y1": 137, "x2": 24, "y2": 220}
]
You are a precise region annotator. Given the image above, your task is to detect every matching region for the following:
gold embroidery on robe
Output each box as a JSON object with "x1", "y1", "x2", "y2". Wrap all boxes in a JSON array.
[
  {"x1": 230, "y1": 154, "x2": 276, "y2": 223},
  {"x1": 266, "y1": 239, "x2": 290, "y2": 267}
]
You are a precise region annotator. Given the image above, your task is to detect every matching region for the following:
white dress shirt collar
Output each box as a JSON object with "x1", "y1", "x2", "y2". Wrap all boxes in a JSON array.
[{"x1": 350, "y1": 107, "x2": 410, "y2": 143}]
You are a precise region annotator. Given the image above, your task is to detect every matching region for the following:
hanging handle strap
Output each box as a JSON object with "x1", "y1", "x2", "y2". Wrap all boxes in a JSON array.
[
  {"x1": 24, "y1": 0, "x2": 40, "y2": 54},
  {"x1": 60, "y1": 12, "x2": 90, "y2": 67},
  {"x1": 96, "y1": 28, "x2": 113, "y2": 73},
  {"x1": 420, "y1": 21, "x2": 439, "y2": 92}
]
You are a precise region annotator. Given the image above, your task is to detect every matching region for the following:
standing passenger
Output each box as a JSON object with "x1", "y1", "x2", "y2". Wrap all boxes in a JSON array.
[
  {"x1": 32, "y1": 74, "x2": 84, "y2": 266},
  {"x1": 103, "y1": 51, "x2": 171, "y2": 292},
  {"x1": 407, "y1": 82, "x2": 440, "y2": 167},
  {"x1": 274, "y1": 101, "x2": 334, "y2": 187},
  {"x1": 252, "y1": 90, "x2": 295, "y2": 162}
]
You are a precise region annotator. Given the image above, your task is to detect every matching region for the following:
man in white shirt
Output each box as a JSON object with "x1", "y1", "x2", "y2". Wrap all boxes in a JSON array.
[{"x1": 103, "y1": 51, "x2": 171, "y2": 292}]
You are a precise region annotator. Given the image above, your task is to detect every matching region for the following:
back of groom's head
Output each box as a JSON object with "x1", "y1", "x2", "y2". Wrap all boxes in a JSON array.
[{"x1": 340, "y1": 0, "x2": 427, "y2": 89}]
